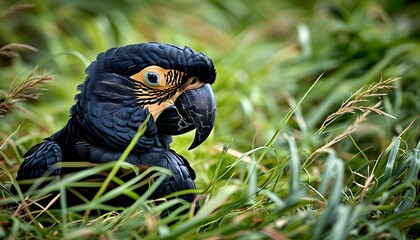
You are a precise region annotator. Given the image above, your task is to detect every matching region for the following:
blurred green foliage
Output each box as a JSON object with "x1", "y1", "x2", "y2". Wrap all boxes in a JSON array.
[{"x1": 1, "y1": 0, "x2": 419, "y2": 239}]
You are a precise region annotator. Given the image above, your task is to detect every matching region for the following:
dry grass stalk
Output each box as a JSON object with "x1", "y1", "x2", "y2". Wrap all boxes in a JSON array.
[
  {"x1": 0, "y1": 69, "x2": 53, "y2": 117},
  {"x1": 313, "y1": 105, "x2": 372, "y2": 156},
  {"x1": 0, "y1": 1, "x2": 34, "y2": 18},
  {"x1": 319, "y1": 78, "x2": 398, "y2": 133},
  {"x1": 308, "y1": 78, "x2": 400, "y2": 161},
  {"x1": 0, "y1": 43, "x2": 38, "y2": 58}
]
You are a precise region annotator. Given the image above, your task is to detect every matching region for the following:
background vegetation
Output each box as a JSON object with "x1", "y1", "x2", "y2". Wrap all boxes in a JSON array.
[{"x1": 1, "y1": 0, "x2": 419, "y2": 239}]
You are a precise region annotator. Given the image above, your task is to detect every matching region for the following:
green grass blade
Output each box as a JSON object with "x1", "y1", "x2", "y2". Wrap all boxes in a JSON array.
[
  {"x1": 285, "y1": 133, "x2": 300, "y2": 194},
  {"x1": 383, "y1": 137, "x2": 401, "y2": 183}
]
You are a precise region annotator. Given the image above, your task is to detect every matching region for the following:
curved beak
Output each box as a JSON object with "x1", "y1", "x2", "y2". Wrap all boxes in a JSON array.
[{"x1": 156, "y1": 83, "x2": 216, "y2": 150}]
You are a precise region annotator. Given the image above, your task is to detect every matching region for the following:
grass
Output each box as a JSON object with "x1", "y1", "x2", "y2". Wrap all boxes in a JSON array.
[{"x1": 1, "y1": 0, "x2": 419, "y2": 239}]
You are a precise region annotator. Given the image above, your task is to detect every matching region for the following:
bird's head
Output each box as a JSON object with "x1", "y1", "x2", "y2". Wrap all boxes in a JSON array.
[{"x1": 73, "y1": 42, "x2": 216, "y2": 150}]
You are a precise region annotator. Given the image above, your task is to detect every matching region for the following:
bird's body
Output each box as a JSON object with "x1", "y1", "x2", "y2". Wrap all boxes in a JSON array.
[
  {"x1": 17, "y1": 121, "x2": 196, "y2": 205},
  {"x1": 14, "y1": 42, "x2": 216, "y2": 210}
]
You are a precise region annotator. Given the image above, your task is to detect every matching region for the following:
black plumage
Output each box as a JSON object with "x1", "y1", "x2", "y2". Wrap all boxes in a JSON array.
[{"x1": 14, "y1": 42, "x2": 216, "y2": 212}]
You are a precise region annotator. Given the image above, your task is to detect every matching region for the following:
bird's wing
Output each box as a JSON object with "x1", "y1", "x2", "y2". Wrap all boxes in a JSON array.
[
  {"x1": 152, "y1": 149, "x2": 197, "y2": 203},
  {"x1": 16, "y1": 141, "x2": 62, "y2": 181}
]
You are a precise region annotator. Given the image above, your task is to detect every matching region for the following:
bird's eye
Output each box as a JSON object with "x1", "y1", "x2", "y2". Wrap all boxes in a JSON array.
[{"x1": 144, "y1": 72, "x2": 160, "y2": 86}]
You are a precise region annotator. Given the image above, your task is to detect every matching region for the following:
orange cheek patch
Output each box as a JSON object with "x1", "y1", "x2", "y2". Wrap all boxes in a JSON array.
[
  {"x1": 145, "y1": 100, "x2": 175, "y2": 120},
  {"x1": 129, "y1": 66, "x2": 189, "y2": 120}
]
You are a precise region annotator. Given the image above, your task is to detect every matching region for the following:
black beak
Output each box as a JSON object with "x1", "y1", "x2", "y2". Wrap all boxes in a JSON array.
[{"x1": 156, "y1": 83, "x2": 216, "y2": 150}]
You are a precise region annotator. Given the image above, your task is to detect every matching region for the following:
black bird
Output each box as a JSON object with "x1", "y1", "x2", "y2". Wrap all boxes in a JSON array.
[{"x1": 14, "y1": 42, "x2": 216, "y2": 211}]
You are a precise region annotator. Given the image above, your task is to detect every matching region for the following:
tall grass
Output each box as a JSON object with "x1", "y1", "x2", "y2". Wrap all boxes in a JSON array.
[{"x1": 1, "y1": 0, "x2": 419, "y2": 239}]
